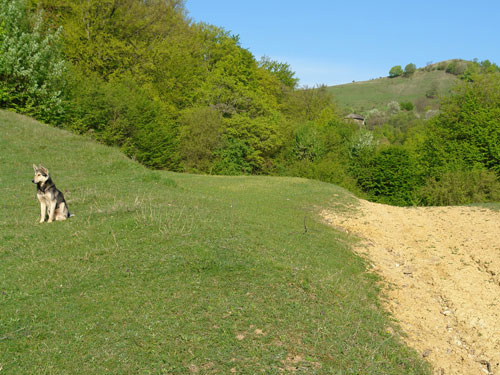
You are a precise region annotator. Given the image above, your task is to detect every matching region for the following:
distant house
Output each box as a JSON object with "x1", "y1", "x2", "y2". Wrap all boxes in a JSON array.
[{"x1": 344, "y1": 113, "x2": 365, "y2": 126}]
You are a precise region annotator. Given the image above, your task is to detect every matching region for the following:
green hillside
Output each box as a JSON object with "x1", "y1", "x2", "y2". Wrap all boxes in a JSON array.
[
  {"x1": 327, "y1": 69, "x2": 458, "y2": 113},
  {"x1": 0, "y1": 110, "x2": 430, "y2": 374}
]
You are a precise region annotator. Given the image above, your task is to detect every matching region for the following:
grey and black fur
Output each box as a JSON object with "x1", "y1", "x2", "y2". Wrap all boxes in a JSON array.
[{"x1": 32, "y1": 164, "x2": 71, "y2": 223}]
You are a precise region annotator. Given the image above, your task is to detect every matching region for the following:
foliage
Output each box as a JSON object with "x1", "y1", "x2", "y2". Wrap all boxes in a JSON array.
[
  {"x1": 0, "y1": 0, "x2": 66, "y2": 123},
  {"x1": 400, "y1": 101, "x2": 414, "y2": 111},
  {"x1": 67, "y1": 73, "x2": 180, "y2": 170},
  {"x1": 258, "y1": 55, "x2": 298, "y2": 89},
  {"x1": 354, "y1": 146, "x2": 421, "y2": 206},
  {"x1": 445, "y1": 60, "x2": 467, "y2": 76},
  {"x1": 425, "y1": 81, "x2": 439, "y2": 98},
  {"x1": 389, "y1": 65, "x2": 403, "y2": 78},
  {"x1": 179, "y1": 107, "x2": 223, "y2": 173},
  {"x1": 2, "y1": 0, "x2": 499, "y2": 208},
  {"x1": 418, "y1": 169, "x2": 500, "y2": 206},
  {"x1": 387, "y1": 100, "x2": 400, "y2": 114},
  {"x1": 404, "y1": 63, "x2": 416, "y2": 76},
  {"x1": 422, "y1": 73, "x2": 500, "y2": 176}
]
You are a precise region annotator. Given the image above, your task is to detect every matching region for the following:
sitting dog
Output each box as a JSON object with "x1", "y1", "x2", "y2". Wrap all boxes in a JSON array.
[{"x1": 32, "y1": 164, "x2": 71, "y2": 223}]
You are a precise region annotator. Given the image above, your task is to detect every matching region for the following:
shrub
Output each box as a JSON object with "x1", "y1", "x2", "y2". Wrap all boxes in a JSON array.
[
  {"x1": 355, "y1": 146, "x2": 420, "y2": 206},
  {"x1": 418, "y1": 169, "x2": 500, "y2": 206},
  {"x1": 425, "y1": 81, "x2": 439, "y2": 98},
  {"x1": 414, "y1": 97, "x2": 433, "y2": 112},
  {"x1": 0, "y1": 0, "x2": 67, "y2": 123},
  {"x1": 445, "y1": 61, "x2": 465, "y2": 76},
  {"x1": 293, "y1": 122, "x2": 327, "y2": 162},
  {"x1": 400, "y1": 101, "x2": 414, "y2": 111},
  {"x1": 437, "y1": 62, "x2": 447, "y2": 71},
  {"x1": 387, "y1": 101, "x2": 400, "y2": 114},
  {"x1": 365, "y1": 108, "x2": 388, "y2": 129}
]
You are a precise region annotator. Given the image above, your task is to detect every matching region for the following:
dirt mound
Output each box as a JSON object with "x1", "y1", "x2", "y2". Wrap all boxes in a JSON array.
[{"x1": 322, "y1": 200, "x2": 500, "y2": 375}]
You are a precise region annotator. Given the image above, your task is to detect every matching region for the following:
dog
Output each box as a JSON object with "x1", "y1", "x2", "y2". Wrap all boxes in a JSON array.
[{"x1": 32, "y1": 164, "x2": 71, "y2": 223}]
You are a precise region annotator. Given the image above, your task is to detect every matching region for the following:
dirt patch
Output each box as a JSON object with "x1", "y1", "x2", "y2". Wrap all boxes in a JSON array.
[{"x1": 322, "y1": 200, "x2": 500, "y2": 375}]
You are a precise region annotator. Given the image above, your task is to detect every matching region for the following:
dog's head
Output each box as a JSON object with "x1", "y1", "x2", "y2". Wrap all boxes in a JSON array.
[{"x1": 32, "y1": 164, "x2": 50, "y2": 184}]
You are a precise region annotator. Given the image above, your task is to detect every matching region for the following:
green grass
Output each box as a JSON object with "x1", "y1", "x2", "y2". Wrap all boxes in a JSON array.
[
  {"x1": 327, "y1": 70, "x2": 457, "y2": 112},
  {"x1": 0, "y1": 110, "x2": 430, "y2": 374}
]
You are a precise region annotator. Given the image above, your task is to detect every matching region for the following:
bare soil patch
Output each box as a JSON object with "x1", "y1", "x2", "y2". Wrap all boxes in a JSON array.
[{"x1": 322, "y1": 200, "x2": 500, "y2": 375}]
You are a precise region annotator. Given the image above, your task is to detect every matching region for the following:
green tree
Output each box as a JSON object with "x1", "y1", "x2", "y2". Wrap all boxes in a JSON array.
[
  {"x1": 258, "y1": 56, "x2": 298, "y2": 89},
  {"x1": 179, "y1": 107, "x2": 223, "y2": 173},
  {"x1": 404, "y1": 63, "x2": 416, "y2": 76},
  {"x1": 389, "y1": 65, "x2": 403, "y2": 78},
  {"x1": 422, "y1": 72, "x2": 500, "y2": 176}
]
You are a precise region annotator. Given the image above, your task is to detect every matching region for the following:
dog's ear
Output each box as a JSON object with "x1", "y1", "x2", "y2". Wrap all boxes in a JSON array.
[
  {"x1": 33, "y1": 164, "x2": 39, "y2": 172},
  {"x1": 40, "y1": 166, "x2": 49, "y2": 175}
]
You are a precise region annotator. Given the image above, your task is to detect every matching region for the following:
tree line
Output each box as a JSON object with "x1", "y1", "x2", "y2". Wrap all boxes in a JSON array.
[{"x1": 1, "y1": 0, "x2": 499, "y2": 206}]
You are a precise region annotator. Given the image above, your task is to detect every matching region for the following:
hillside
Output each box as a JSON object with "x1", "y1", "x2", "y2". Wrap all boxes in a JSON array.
[
  {"x1": 0, "y1": 111, "x2": 430, "y2": 374},
  {"x1": 327, "y1": 69, "x2": 458, "y2": 113}
]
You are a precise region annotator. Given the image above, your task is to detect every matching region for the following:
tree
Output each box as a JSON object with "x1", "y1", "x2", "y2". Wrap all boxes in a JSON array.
[
  {"x1": 389, "y1": 65, "x2": 403, "y2": 78},
  {"x1": 258, "y1": 56, "x2": 298, "y2": 89},
  {"x1": 404, "y1": 63, "x2": 416, "y2": 76},
  {"x1": 422, "y1": 72, "x2": 500, "y2": 176}
]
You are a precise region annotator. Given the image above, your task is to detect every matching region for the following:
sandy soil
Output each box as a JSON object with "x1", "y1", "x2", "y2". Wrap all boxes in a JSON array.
[{"x1": 322, "y1": 200, "x2": 500, "y2": 375}]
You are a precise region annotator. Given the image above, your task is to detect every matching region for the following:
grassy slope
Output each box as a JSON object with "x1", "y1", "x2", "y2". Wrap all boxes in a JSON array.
[
  {"x1": 0, "y1": 111, "x2": 430, "y2": 374},
  {"x1": 327, "y1": 70, "x2": 457, "y2": 112}
]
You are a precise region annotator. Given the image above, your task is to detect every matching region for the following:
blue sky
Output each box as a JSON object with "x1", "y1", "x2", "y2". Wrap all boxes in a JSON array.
[{"x1": 186, "y1": 0, "x2": 500, "y2": 86}]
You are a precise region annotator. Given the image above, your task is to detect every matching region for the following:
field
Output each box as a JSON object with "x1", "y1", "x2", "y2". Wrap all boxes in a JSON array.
[
  {"x1": 327, "y1": 70, "x2": 457, "y2": 112},
  {"x1": 323, "y1": 200, "x2": 500, "y2": 375},
  {"x1": 0, "y1": 110, "x2": 430, "y2": 374}
]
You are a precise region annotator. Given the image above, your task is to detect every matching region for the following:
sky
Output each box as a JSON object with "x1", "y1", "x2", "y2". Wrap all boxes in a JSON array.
[{"x1": 185, "y1": 0, "x2": 500, "y2": 87}]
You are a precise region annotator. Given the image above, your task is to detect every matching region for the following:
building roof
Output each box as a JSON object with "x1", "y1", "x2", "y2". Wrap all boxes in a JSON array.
[{"x1": 344, "y1": 113, "x2": 365, "y2": 120}]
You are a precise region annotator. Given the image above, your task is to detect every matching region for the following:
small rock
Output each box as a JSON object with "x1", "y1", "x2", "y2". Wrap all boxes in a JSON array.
[
  {"x1": 442, "y1": 309, "x2": 452, "y2": 316},
  {"x1": 479, "y1": 360, "x2": 491, "y2": 373},
  {"x1": 422, "y1": 349, "x2": 432, "y2": 358}
]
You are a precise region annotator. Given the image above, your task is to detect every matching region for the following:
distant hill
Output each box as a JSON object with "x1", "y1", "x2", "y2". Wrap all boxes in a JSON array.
[{"x1": 327, "y1": 65, "x2": 460, "y2": 114}]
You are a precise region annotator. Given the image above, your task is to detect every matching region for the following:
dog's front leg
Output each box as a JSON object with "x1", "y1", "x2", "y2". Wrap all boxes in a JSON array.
[
  {"x1": 40, "y1": 201, "x2": 47, "y2": 223},
  {"x1": 47, "y1": 201, "x2": 57, "y2": 223}
]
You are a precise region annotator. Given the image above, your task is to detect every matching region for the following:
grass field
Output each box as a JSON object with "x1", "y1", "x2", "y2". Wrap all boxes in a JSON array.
[
  {"x1": 327, "y1": 70, "x2": 457, "y2": 112},
  {"x1": 0, "y1": 110, "x2": 430, "y2": 374}
]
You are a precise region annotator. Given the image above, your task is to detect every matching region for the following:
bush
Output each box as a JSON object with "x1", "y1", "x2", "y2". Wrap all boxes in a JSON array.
[
  {"x1": 355, "y1": 146, "x2": 420, "y2": 206},
  {"x1": 365, "y1": 108, "x2": 388, "y2": 129},
  {"x1": 446, "y1": 60, "x2": 468, "y2": 76},
  {"x1": 418, "y1": 169, "x2": 500, "y2": 206},
  {"x1": 0, "y1": 0, "x2": 67, "y2": 123},
  {"x1": 293, "y1": 122, "x2": 327, "y2": 162},
  {"x1": 387, "y1": 101, "x2": 400, "y2": 114},
  {"x1": 425, "y1": 81, "x2": 439, "y2": 98},
  {"x1": 400, "y1": 101, "x2": 414, "y2": 111}
]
